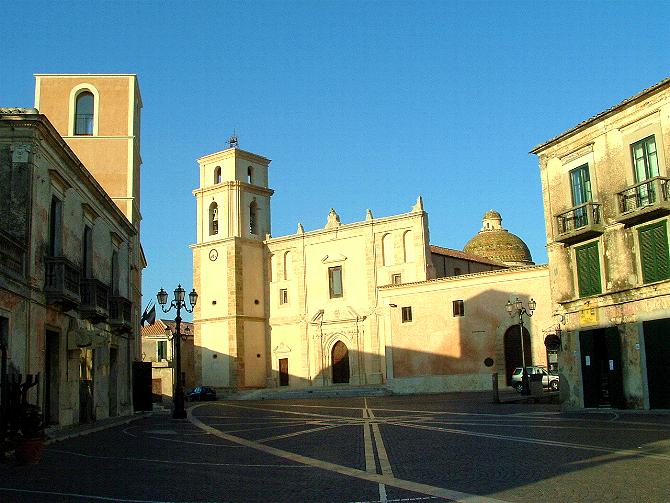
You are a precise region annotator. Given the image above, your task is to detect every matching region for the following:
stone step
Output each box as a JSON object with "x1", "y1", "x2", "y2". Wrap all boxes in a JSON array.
[{"x1": 228, "y1": 385, "x2": 392, "y2": 401}]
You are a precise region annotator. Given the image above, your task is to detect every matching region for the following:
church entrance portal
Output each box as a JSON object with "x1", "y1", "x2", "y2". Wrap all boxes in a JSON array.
[
  {"x1": 331, "y1": 341, "x2": 350, "y2": 384},
  {"x1": 504, "y1": 325, "x2": 531, "y2": 386}
]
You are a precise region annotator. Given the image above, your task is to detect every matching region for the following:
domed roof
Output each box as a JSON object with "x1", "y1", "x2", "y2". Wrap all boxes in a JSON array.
[{"x1": 463, "y1": 210, "x2": 533, "y2": 266}]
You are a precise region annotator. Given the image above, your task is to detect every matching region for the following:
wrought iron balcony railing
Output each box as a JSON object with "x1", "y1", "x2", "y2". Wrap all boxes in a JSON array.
[
  {"x1": 109, "y1": 296, "x2": 133, "y2": 334},
  {"x1": 616, "y1": 176, "x2": 670, "y2": 226},
  {"x1": 80, "y1": 277, "x2": 110, "y2": 322},
  {"x1": 0, "y1": 232, "x2": 26, "y2": 280},
  {"x1": 45, "y1": 256, "x2": 81, "y2": 310},
  {"x1": 555, "y1": 202, "x2": 604, "y2": 245}
]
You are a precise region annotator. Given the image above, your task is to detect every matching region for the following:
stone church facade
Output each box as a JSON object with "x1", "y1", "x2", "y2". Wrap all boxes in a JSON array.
[{"x1": 192, "y1": 143, "x2": 554, "y2": 393}]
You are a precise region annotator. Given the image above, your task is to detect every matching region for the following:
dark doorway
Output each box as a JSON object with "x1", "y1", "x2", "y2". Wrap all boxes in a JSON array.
[
  {"x1": 643, "y1": 319, "x2": 670, "y2": 409},
  {"x1": 504, "y1": 325, "x2": 531, "y2": 386},
  {"x1": 79, "y1": 348, "x2": 95, "y2": 423},
  {"x1": 133, "y1": 361, "x2": 153, "y2": 411},
  {"x1": 109, "y1": 348, "x2": 118, "y2": 417},
  {"x1": 331, "y1": 341, "x2": 350, "y2": 384},
  {"x1": 45, "y1": 330, "x2": 60, "y2": 425},
  {"x1": 279, "y1": 358, "x2": 289, "y2": 386},
  {"x1": 580, "y1": 328, "x2": 624, "y2": 408}
]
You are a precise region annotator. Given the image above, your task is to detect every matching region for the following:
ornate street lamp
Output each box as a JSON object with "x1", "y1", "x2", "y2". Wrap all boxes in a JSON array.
[
  {"x1": 505, "y1": 297, "x2": 536, "y2": 395},
  {"x1": 157, "y1": 284, "x2": 197, "y2": 419}
]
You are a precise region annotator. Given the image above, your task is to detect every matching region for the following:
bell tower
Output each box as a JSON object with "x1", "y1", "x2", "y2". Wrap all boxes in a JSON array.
[{"x1": 192, "y1": 138, "x2": 273, "y2": 389}]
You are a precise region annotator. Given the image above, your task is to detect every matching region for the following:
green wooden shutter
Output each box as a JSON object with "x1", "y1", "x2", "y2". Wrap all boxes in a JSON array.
[
  {"x1": 639, "y1": 221, "x2": 670, "y2": 283},
  {"x1": 576, "y1": 242, "x2": 601, "y2": 297}
]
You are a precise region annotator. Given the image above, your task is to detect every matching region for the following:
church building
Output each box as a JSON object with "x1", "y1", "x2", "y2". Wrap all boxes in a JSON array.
[{"x1": 191, "y1": 140, "x2": 554, "y2": 394}]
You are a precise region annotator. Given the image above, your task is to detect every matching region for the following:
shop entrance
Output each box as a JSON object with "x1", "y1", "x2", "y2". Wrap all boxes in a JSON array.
[
  {"x1": 580, "y1": 328, "x2": 624, "y2": 408},
  {"x1": 643, "y1": 318, "x2": 670, "y2": 409}
]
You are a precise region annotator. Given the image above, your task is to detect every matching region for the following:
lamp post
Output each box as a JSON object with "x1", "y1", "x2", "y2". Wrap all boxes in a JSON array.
[
  {"x1": 157, "y1": 284, "x2": 198, "y2": 419},
  {"x1": 505, "y1": 297, "x2": 536, "y2": 395}
]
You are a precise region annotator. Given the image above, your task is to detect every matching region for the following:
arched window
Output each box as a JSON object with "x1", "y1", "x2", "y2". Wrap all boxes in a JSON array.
[
  {"x1": 283, "y1": 251, "x2": 292, "y2": 280},
  {"x1": 74, "y1": 91, "x2": 94, "y2": 135},
  {"x1": 247, "y1": 166, "x2": 253, "y2": 184},
  {"x1": 403, "y1": 230, "x2": 414, "y2": 263},
  {"x1": 214, "y1": 166, "x2": 221, "y2": 184},
  {"x1": 382, "y1": 233, "x2": 394, "y2": 266},
  {"x1": 249, "y1": 200, "x2": 258, "y2": 235},
  {"x1": 209, "y1": 202, "x2": 218, "y2": 236}
]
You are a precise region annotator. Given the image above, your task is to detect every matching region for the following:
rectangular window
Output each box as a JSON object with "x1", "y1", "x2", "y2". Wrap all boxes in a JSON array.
[
  {"x1": 157, "y1": 340, "x2": 168, "y2": 360},
  {"x1": 48, "y1": 197, "x2": 63, "y2": 256},
  {"x1": 401, "y1": 306, "x2": 412, "y2": 323},
  {"x1": 452, "y1": 300, "x2": 464, "y2": 317},
  {"x1": 575, "y1": 241, "x2": 602, "y2": 297},
  {"x1": 329, "y1": 266, "x2": 343, "y2": 298},
  {"x1": 632, "y1": 135, "x2": 659, "y2": 183},
  {"x1": 570, "y1": 164, "x2": 592, "y2": 228},
  {"x1": 639, "y1": 221, "x2": 670, "y2": 284},
  {"x1": 82, "y1": 225, "x2": 93, "y2": 278},
  {"x1": 391, "y1": 273, "x2": 402, "y2": 285},
  {"x1": 279, "y1": 288, "x2": 288, "y2": 305}
]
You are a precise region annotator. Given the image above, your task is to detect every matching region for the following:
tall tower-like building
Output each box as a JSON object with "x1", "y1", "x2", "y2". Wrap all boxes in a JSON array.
[
  {"x1": 34, "y1": 74, "x2": 145, "y2": 347},
  {"x1": 192, "y1": 142, "x2": 273, "y2": 389}
]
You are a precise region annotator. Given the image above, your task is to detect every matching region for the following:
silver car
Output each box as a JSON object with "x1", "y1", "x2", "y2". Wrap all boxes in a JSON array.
[{"x1": 511, "y1": 366, "x2": 559, "y2": 392}]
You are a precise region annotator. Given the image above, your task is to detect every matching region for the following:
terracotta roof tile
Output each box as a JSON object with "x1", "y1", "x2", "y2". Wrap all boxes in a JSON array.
[{"x1": 430, "y1": 245, "x2": 507, "y2": 267}]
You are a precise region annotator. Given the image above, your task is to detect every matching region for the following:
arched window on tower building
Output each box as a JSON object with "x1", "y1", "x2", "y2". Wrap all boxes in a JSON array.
[
  {"x1": 74, "y1": 91, "x2": 94, "y2": 135},
  {"x1": 209, "y1": 202, "x2": 218, "y2": 236},
  {"x1": 249, "y1": 200, "x2": 258, "y2": 235}
]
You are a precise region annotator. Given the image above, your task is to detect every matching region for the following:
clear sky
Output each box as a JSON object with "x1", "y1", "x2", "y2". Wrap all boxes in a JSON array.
[{"x1": 2, "y1": 1, "x2": 669, "y2": 319}]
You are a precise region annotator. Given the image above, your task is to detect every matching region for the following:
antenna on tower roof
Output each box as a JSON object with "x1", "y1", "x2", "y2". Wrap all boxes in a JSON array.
[{"x1": 228, "y1": 130, "x2": 239, "y2": 149}]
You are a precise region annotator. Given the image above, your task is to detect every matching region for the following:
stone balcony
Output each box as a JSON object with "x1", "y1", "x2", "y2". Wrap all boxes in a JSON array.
[
  {"x1": 109, "y1": 295, "x2": 133, "y2": 334},
  {"x1": 616, "y1": 176, "x2": 670, "y2": 226},
  {"x1": 80, "y1": 277, "x2": 110, "y2": 323},
  {"x1": 555, "y1": 202, "x2": 604, "y2": 245},
  {"x1": 45, "y1": 256, "x2": 81, "y2": 310}
]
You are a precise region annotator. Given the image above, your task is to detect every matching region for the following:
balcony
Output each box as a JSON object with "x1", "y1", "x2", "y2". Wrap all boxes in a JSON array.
[
  {"x1": 109, "y1": 296, "x2": 133, "y2": 334},
  {"x1": 555, "y1": 202, "x2": 605, "y2": 245},
  {"x1": 80, "y1": 278, "x2": 110, "y2": 323},
  {"x1": 616, "y1": 176, "x2": 670, "y2": 226},
  {"x1": 45, "y1": 256, "x2": 81, "y2": 310}
]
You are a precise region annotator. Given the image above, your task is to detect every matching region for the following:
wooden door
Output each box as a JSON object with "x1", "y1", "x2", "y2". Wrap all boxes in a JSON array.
[
  {"x1": 332, "y1": 341, "x2": 350, "y2": 384},
  {"x1": 279, "y1": 358, "x2": 289, "y2": 386},
  {"x1": 644, "y1": 319, "x2": 670, "y2": 408}
]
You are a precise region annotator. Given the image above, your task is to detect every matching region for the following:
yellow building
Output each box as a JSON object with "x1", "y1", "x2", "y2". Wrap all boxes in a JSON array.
[
  {"x1": 532, "y1": 76, "x2": 670, "y2": 410},
  {"x1": 192, "y1": 141, "x2": 554, "y2": 393},
  {"x1": 0, "y1": 74, "x2": 144, "y2": 428}
]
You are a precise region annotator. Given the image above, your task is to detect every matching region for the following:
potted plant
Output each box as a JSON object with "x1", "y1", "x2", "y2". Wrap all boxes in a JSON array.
[{"x1": 14, "y1": 404, "x2": 45, "y2": 464}]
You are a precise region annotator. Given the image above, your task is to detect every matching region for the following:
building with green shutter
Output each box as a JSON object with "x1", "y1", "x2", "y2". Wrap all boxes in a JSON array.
[{"x1": 532, "y1": 76, "x2": 670, "y2": 411}]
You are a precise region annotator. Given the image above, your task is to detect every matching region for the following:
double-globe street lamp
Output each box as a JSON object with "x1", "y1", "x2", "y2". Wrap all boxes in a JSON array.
[
  {"x1": 505, "y1": 297, "x2": 536, "y2": 395},
  {"x1": 157, "y1": 284, "x2": 198, "y2": 419}
]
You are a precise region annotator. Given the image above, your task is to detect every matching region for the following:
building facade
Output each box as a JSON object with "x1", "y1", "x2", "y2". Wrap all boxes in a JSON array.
[
  {"x1": 0, "y1": 74, "x2": 144, "y2": 428},
  {"x1": 192, "y1": 143, "x2": 553, "y2": 393},
  {"x1": 532, "y1": 77, "x2": 670, "y2": 410},
  {"x1": 141, "y1": 319, "x2": 194, "y2": 402}
]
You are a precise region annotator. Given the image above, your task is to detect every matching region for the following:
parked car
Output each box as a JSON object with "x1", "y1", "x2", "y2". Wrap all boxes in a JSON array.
[
  {"x1": 185, "y1": 386, "x2": 217, "y2": 401},
  {"x1": 511, "y1": 366, "x2": 559, "y2": 392}
]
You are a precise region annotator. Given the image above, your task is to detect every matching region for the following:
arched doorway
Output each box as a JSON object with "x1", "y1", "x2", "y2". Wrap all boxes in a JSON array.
[
  {"x1": 504, "y1": 325, "x2": 531, "y2": 386},
  {"x1": 332, "y1": 341, "x2": 350, "y2": 384}
]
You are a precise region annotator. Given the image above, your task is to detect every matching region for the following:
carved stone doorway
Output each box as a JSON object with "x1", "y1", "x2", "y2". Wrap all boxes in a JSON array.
[{"x1": 332, "y1": 341, "x2": 350, "y2": 384}]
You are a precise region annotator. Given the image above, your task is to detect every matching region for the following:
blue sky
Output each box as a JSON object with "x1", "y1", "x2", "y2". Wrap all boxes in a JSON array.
[{"x1": 2, "y1": 1, "x2": 669, "y2": 318}]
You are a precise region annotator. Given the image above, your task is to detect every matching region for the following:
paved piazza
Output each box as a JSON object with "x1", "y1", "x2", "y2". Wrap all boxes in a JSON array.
[{"x1": 1, "y1": 393, "x2": 669, "y2": 502}]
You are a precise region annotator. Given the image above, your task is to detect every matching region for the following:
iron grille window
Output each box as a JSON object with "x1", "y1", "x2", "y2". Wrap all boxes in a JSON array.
[
  {"x1": 401, "y1": 306, "x2": 412, "y2": 323},
  {"x1": 329, "y1": 266, "x2": 343, "y2": 298},
  {"x1": 391, "y1": 273, "x2": 401, "y2": 285},
  {"x1": 452, "y1": 300, "x2": 464, "y2": 317},
  {"x1": 575, "y1": 241, "x2": 602, "y2": 297},
  {"x1": 639, "y1": 221, "x2": 670, "y2": 284},
  {"x1": 279, "y1": 288, "x2": 288, "y2": 305}
]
